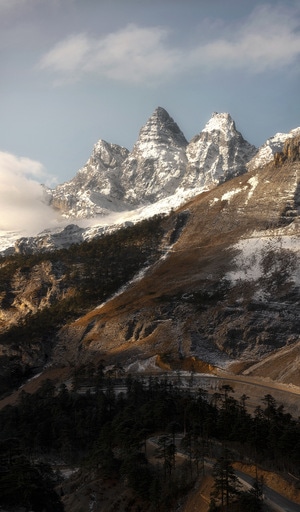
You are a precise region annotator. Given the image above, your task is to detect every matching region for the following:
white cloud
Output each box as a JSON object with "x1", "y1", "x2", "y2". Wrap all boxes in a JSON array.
[
  {"x1": 192, "y1": 4, "x2": 300, "y2": 73},
  {"x1": 39, "y1": 24, "x2": 180, "y2": 85},
  {"x1": 39, "y1": 4, "x2": 300, "y2": 85},
  {"x1": 0, "y1": 152, "x2": 60, "y2": 234}
]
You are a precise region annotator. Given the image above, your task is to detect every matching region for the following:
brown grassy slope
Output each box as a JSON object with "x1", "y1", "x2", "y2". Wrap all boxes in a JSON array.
[{"x1": 52, "y1": 159, "x2": 300, "y2": 375}]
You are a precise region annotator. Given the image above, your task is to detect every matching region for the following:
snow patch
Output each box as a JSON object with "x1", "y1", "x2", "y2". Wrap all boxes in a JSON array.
[
  {"x1": 245, "y1": 175, "x2": 259, "y2": 203},
  {"x1": 125, "y1": 356, "x2": 160, "y2": 373},
  {"x1": 221, "y1": 187, "x2": 243, "y2": 202},
  {"x1": 203, "y1": 112, "x2": 236, "y2": 140},
  {"x1": 226, "y1": 234, "x2": 300, "y2": 291}
]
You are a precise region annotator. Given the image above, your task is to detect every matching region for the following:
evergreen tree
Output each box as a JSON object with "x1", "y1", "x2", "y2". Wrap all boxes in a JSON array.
[{"x1": 210, "y1": 449, "x2": 240, "y2": 511}]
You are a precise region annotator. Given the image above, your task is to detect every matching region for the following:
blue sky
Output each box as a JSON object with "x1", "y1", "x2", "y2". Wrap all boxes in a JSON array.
[{"x1": 0, "y1": 0, "x2": 300, "y2": 194}]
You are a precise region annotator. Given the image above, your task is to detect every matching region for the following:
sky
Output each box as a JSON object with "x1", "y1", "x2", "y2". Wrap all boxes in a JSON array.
[{"x1": 0, "y1": 0, "x2": 300, "y2": 234}]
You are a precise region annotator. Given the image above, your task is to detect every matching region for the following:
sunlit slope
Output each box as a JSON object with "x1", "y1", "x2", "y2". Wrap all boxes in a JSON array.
[{"x1": 54, "y1": 140, "x2": 300, "y2": 382}]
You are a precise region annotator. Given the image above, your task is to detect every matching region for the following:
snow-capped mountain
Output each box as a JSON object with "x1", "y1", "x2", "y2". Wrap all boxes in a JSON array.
[
  {"x1": 2, "y1": 107, "x2": 300, "y2": 256},
  {"x1": 1, "y1": 122, "x2": 300, "y2": 397},
  {"x1": 47, "y1": 107, "x2": 257, "y2": 219}
]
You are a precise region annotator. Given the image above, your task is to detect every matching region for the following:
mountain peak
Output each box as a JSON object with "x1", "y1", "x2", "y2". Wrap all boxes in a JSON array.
[
  {"x1": 185, "y1": 112, "x2": 257, "y2": 188},
  {"x1": 203, "y1": 112, "x2": 237, "y2": 139},
  {"x1": 137, "y1": 107, "x2": 188, "y2": 147},
  {"x1": 152, "y1": 105, "x2": 172, "y2": 119}
]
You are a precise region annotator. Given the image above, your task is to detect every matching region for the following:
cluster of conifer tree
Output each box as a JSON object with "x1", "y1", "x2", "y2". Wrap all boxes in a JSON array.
[{"x1": 0, "y1": 369, "x2": 299, "y2": 511}]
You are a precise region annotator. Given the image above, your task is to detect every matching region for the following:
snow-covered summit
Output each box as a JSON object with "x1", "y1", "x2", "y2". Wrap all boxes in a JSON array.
[
  {"x1": 135, "y1": 106, "x2": 188, "y2": 150},
  {"x1": 48, "y1": 108, "x2": 256, "y2": 217},
  {"x1": 184, "y1": 112, "x2": 257, "y2": 188},
  {"x1": 120, "y1": 107, "x2": 188, "y2": 204},
  {"x1": 203, "y1": 112, "x2": 238, "y2": 140}
]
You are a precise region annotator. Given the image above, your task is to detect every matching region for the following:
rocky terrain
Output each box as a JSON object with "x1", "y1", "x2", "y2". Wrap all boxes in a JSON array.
[
  {"x1": 0, "y1": 130, "x2": 299, "y2": 394},
  {"x1": 1, "y1": 113, "x2": 300, "y2": 512},
  {"x1": 51, "y1": 135, "x2": 300, "y2": 382}
]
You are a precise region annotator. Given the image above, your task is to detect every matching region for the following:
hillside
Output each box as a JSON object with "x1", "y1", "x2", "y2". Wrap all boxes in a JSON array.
[
  {"x1": 0, "y1": 131, "x2": 300, "y2": 512},
  {"x1": 51, "y1": 136, "x2": 300, "y2": 385},
  {"x1": 0, "y1": 132, "x2": 299, "y2": 397}
]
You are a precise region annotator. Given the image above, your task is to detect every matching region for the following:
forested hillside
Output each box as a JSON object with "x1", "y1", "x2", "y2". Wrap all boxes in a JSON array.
[
  {"x1": 0, "y1": 215, "x2": 166, "y2": 395},
  {"x1": 1, "y1": 373, "x2": 299, "y2": 511}
]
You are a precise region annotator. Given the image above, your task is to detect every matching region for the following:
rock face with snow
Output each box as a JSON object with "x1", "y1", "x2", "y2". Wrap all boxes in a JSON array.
[
  {"x1": 48, "y1": 140, "x2": 129, "y2": 218},
  {"x1": 185, "y1": 112, "x2": 257, "y2": 188},
  {"x1": 120, "y1": 107, "x2": 188, "y2": 204},
  {"x1": 48, "y1": 108, "x2": 256, "y2": 218},
  {"x1": 247, "y1": 127, "x2": 300, "y2": 172}
]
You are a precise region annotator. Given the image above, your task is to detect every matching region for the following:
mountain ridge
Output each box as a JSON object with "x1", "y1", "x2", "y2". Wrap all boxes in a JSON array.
[
  {"x1": 47, "y1": 107, "x2": 257, "y2": 218},
  {"x1": 1, "y1": 107, "x2": 299, "y2": 256}
]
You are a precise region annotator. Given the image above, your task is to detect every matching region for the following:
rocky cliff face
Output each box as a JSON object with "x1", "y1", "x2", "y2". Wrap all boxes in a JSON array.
[
  {"x1": 120, "y1": 107, "x2": 188, "y2": 204},
  {"x1": 185, "y1": 112, "x2": 257, "y2": 188},
  {"x1": 48, "y1": 140, "x2": 129, "y2": 218},
  {"x1": 0, "y1": 261, "x2": 69, "y2": 332}
]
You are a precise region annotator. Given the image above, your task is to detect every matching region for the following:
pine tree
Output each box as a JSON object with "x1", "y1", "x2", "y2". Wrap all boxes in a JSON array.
[{"x1": 210, "y1": 449, "x2": 240, "y2": 511}]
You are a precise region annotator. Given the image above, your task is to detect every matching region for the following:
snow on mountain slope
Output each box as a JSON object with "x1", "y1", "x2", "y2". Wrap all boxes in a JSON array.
[
  {"x1": 247, "y1": 127, "x2": 300, "y2": 171},
  {"x1": 1, "y1": 186, "x2": 204, "y2": 255}
]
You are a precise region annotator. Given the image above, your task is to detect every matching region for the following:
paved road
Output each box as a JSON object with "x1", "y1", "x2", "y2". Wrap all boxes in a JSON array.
[
  {"x1": 235, "y1": 469, "x2": 300, "y2": 512},
  {"x1": 149, "y1": 435, "x2": 300, "y2": 512}
]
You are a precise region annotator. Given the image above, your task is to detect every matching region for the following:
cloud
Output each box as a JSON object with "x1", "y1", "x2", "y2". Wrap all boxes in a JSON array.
[
  {"x1": 39, "y1": 4, "x2": 300, "y2": 85},
  {"x1": 0, "y1": 0, "x2": 41, "y2": 14},
  {"x1": 192, "y1": 4, "x2": 300, "y2": 73},
  {"x1": 0, "y1": 152, "x2": 60, "y2": 234},
  {"x1": 39, "y1": 24, "x2": 180, "y2": 85}
]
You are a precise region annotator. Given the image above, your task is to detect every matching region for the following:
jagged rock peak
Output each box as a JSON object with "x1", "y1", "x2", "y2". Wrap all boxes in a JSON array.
[
  {"x1": 120, "y1": 107, "x2": 189, "y2": 204},
  {"x1": 185, "y1": 112, "x2": 257, "y2": 188},
  {"x1": 203, "y1": 112, "x2": 238, "y2": 140},
  {"x1": 90, "y1": 139, "x2": 129, "y2": 164},
  {"x1": 136, "y1": 106, "x2": 188, "y2": 147}
]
